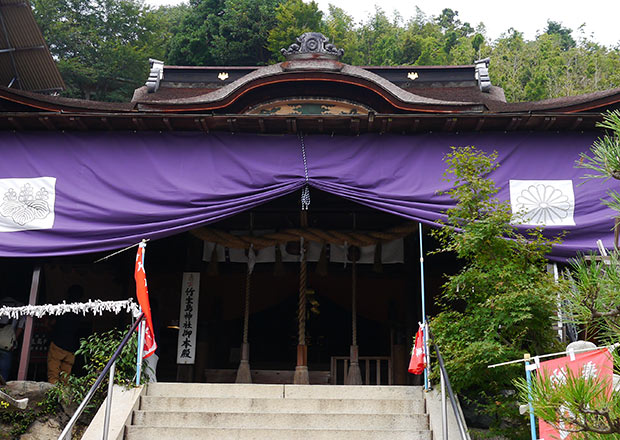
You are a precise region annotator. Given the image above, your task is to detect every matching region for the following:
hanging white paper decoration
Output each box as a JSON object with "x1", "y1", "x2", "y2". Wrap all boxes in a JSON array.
[{"x1": 0, "y1": 299, "x2": 140, "y2": 320}]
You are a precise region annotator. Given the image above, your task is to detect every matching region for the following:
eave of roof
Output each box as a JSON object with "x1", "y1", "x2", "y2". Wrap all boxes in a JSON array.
[
  {"x1": 0, "y1": 110, "x2": 602, "y2": 134},
  {"x1": 0, "y1": 0, "x2": 65, "y2": 92},
  {"x1": 0, "y1": 86, "x2": 134, "y2": 112},
  {"x1": 496, "y1": 88, "x2": 620, "y2": 113}
]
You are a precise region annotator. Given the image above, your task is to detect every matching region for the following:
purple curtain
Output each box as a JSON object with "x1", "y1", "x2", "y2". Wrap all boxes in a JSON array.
[
  {"x1": 305, "y1": 132, "x2": 616, "y2": 261},
  {"x1": 0, "y1": 131, "x2": 614, "y2": 260}
]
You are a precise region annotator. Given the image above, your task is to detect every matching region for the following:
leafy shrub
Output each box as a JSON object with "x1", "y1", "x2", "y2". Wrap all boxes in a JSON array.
[
  {"x1": 430, "y1": 146, "x2": 561, "y2": 438},
  {"x1": 53, "y1": 325, "x2": 144, "y2": 420}
]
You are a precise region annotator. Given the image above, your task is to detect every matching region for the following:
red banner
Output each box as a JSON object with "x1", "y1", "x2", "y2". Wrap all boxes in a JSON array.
[
  {"x1": 538, "y1": 348, "x2": 613, "y2": 440},
  {"x1": 135, "y1": 241, "x2": 157, "y2": 359},
  {"x1": 408, "y1": 325, "x2": 426, "y2": 375}
]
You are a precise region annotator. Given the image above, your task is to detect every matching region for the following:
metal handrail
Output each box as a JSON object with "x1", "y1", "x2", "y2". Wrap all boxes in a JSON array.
[
  {"x1": 427, "y1": 324, "x2": 470, "y2": 440},
  {"x1": 58, "y1": 313, "x2": 144, "y2": 440}
]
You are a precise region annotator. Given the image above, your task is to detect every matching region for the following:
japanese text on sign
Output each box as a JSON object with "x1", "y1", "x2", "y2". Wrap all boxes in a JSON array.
[{"x1": 176, "y1": 272, "x2": 200, "y2": 364}]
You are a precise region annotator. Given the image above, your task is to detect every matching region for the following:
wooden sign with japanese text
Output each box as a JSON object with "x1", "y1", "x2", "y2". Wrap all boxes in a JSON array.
[
  {"x1": 538, "y1": 348, "x2": 613, "y2": 440},
  {"x1": 176, "y1": 272, "x2": 200, "y2": 364}
]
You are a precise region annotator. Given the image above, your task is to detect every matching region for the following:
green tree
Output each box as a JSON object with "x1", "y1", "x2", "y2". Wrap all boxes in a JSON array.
[
  {"x1": 324, "y1": 5, "x2": 360, "y2": 65},
  {"x1": 545, "y1": 20, "x2": 576, "y2": 51},
  {"x1": 166, "y1": 0, "x2": 224, "y2": 66},
  {"x1": 32, "y1": 0, "x2": 172, "y2": 101},
  {"x1": 167, "y1": 0, "x2": 281, "y2": 66},
  {"x1": 353, "y1": 7, "x2": 404, "y2": 65},
  {"x1": 266, "y1": 0, "x2": 323, "y2": 61},
  {"x1": 430, "y1": 146, "x2": 560, "y2": 438}
]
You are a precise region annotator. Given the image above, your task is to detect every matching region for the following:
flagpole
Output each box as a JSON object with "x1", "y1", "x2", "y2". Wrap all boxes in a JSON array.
[
  {"x1": 488, "y1": 343, "x2": 619, "y2": 369},
  {"x1": 418, "y1": 223, "x2": 429, "y2": 390},
  {"x1": 524, "y1": 354, "x2": 538, "y2": 440},
  {"x1": 136, "y1": 318, "x2": 145, "y2": 385}
]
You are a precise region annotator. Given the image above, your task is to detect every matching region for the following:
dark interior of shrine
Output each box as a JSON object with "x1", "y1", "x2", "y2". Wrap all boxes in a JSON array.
[{"x1": 0, "y1": 189, "x2": 459, "y2": 384}]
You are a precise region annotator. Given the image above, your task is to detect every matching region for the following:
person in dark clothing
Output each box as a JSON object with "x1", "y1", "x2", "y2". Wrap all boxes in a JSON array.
[{"x1": 47, "y1": 285, "x2": 84, "y2": 384}]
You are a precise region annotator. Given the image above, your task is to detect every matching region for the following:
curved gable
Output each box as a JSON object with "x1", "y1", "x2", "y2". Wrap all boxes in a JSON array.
[{"x1": 135, "y1": 62, "x2": 486, "y2": 114}]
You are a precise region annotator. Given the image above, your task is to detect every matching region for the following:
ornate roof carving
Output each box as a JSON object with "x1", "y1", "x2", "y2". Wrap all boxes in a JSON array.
[{"x1": 281, "y1": 32, "x2": 344, "y2": 60}]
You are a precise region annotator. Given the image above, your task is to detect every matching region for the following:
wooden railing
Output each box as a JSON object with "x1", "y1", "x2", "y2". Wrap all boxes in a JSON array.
[{"x1": 330, "y1": 356, "x2": 392, "y2": 385}]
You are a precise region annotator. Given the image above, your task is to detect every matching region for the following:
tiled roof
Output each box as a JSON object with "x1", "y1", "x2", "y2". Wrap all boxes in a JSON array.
[{"x1": 0, "y1": 0, "x2": 65, "y2": 93}]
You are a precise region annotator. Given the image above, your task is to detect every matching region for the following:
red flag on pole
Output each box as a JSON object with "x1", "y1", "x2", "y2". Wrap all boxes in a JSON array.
[
  {"x1": 408, "y1": 324, "x2": 426, "y2": 375},
  {"x1": 135, "y1": 241, "x2": 157, "y2": 359}
]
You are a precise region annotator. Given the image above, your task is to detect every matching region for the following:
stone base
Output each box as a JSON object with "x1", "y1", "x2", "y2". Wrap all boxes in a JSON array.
[
  {"x1": 293, "y1": 366, "x2": 309, "y2": 384},
  {"x1": 235, "y1": 360, "x2": 252, "y2": 384}
]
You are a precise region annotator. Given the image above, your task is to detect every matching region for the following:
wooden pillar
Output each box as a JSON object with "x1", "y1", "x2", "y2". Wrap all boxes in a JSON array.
[
  {"x1": 18, "y1": 266, "x2": 40, "y2": 381},
  {"x1": 236, "y1": 270, "x2": 252, "y2": 383},
  {"x1": 346, "y1": 257, "x2": 362, "y2": 385}
]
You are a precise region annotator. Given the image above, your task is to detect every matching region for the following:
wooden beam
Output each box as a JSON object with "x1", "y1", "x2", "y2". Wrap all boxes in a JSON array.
[
  {"x1": 569, "y1": 117, "x2": 583, "y2": 131},
  {"x1": 350, "y1": 118, "x2": 360, "y2": 135},
  {"x1": 380, "y1": 118, "x2": 387, "y2": 133},
  {"x1": 132, "y1": 117, "x2": 146, "y2": 130},
  {"x1": 38, "y1": 116, "x2": 55, "y2": 130},
  {"x1": 17, "y1": 266, "x2": 40, "y2": 381},
  {"x1": 100, "y1": 117, "x2": 112, "y2": 130},
  {"x1": 474, "y1": 117, "x2": 486, "y2": 131},
  {"x1": 286, "y1": 118, "x2": 297, "y2": 134},
  {"x1": 442, "y1": 117, "x2": 457, "y2": 132},
  {"x1": 162, "y1": 117, "x2": 173, "y2": 131},
  {"x1": 506, "y1": 117, "x2": 522, "y2": 131},
  {"x1": 543, "y1": 116, "x2": 557, "y2": 131},
  {"x1": 7, "y1": 117, "x2": 22, "y2": 130},
  {"x1": 69, "y1": 116, "x2": 87, "y2": 131}
]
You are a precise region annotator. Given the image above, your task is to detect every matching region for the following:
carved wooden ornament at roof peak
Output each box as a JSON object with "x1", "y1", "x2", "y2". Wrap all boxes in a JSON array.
[{"x1": 281, "y1": 32, "x2": 344, "y2": 60}]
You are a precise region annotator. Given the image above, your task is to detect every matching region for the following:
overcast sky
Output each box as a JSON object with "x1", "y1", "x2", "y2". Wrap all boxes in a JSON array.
[{"x1": 144, "y1": 0, "x2": 620, "y2": 48}]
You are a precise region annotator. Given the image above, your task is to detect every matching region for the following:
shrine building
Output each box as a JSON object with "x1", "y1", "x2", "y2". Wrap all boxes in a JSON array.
[{"x1": 0, "y1": 30, "x2": 619, "y2": 384}]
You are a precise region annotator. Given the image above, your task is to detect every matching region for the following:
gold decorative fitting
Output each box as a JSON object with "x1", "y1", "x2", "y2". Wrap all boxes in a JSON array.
[
  {"x1": 407, "y1": 72, "x2": 419, "y2": 80},
  {"x1": 218, "y1": 72, "x2": 229, "y2": 81}
]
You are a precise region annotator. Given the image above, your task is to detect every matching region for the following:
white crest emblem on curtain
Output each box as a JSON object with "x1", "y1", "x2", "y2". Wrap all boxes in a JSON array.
[
  {"x1": 509, "y1": 180, "x2": 575, "y2": 226},
  {"x1": 0, "y1": 177, "x2": 56, "y2": 231}
]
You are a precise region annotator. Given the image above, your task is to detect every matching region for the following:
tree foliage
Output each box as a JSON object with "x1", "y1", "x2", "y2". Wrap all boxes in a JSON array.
[
  {"x1": 515, "y1": 111, "x2": 620, "y2": 438},
  {"x1": 266, "y1": 0, "x2": 323, "y2": 60},
  {"x1": 31, "y1": 0, "x2": 178, "y2": 101},
  {"x1": 430, "y1": 146, "x2": 561, "y2": 438},
  {"x1": 167, "y1": 0, "x2": 281, "y2": 66},
  {"x1": 516, "y1": 253, "x2": 620, "y2": 438}
]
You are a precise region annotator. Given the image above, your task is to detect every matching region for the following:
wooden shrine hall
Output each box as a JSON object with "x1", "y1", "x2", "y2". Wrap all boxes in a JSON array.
[{"x1": 0, "y1": 32, "x2": 619, "y2": 385}]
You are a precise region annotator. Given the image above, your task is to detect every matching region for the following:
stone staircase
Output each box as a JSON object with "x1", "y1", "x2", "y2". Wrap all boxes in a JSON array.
[{"x1": 123, "y1": 383, "x2": 432, "y2": 440}]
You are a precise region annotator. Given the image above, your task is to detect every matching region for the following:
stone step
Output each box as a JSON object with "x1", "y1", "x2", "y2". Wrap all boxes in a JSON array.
[
  {"x1": 146, "y1": 383, "x2": 284, "y2": 398},
  {"x1": 284, "y1": 384, "x2": 424, "y2": 400},
  {"x1": 139, "y1": 395, "x2": 424, "y2": 414},
  {"x1": 132, "y1": 410, "x2": 429, "y2": 431},
  {"x1": 146, "y1": 383, "x2": 424, "y2": 400},
  {"x1": 124, "y1": 426, "x2": 433, "y2": 440}
]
